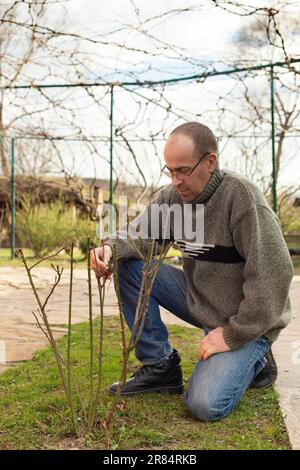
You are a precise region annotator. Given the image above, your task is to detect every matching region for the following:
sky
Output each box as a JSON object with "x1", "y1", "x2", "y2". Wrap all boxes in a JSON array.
[
  {"x1": 62, "y1": 0, "x2": 300, "y2": 80},
  {"x1": 62, "y1": 1, "x2": 300, "y2": 189},
  {"x1": 4, "y1": 0, "x2": 300, "y2": 190},
  {"x1": 63, "y1": 1, "x2": 246, "y2": 83}
]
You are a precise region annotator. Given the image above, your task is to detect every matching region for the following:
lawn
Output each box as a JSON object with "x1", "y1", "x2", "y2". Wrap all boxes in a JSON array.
[
  {"x1": 0, "y1": 316, "x2": 291, "y2": 450},
  {"x1": 0, "y1": 247, "x2": 182, "y2": 269},
  {"x1": 1, "y1": 246, "x2": 299, "y2": 274},
  {"x1": 0, "y1": 247, "x2": 86, "y2": 269}
]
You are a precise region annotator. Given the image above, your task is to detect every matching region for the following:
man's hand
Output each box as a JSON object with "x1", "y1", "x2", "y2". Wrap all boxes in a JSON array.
[
  {"x1": 90, "y1": 245, "x2": 113, "y2": 279},
  {"x1": 199, "y1": 327, "x2": 230, "y2": 360}
]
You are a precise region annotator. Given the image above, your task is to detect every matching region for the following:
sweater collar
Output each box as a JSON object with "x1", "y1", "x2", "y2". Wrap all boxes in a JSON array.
[{"x1": 190, "y1": 167, "x2": 224, "y2": 204}]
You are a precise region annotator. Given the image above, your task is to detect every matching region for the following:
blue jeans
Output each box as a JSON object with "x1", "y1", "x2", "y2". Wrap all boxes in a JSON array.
[{"x1": 118, "y1": 259, "x2": 272, "y2": 422}]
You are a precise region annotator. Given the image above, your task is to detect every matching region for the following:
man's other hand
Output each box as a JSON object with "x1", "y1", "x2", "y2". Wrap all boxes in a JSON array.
[
  {"x1": 199, "y1": 327, "x2": 230, "y2": 360},
  {"x1": 90, "y1": 245, "x2": 113, "y2": 279}
]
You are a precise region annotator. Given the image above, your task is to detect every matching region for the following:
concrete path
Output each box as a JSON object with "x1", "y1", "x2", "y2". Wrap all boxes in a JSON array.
[
  {"x1": 0, "y1": 266, "x2": 299, "y2": 448},
  {"x1": 272, "y1": 275, "x2": 300, "y2": 450},
  {"x1": 0, "y1": 266, "x2": 192, "y2": 374}
]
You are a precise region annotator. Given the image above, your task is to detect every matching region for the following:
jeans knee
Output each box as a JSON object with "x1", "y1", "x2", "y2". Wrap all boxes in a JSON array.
[
  {"x1": 184, "y1": 392, "x2": 233, "y2": 422},
  {"x1": 184, "y1": 395, "x2": 215, "y2": 422}
]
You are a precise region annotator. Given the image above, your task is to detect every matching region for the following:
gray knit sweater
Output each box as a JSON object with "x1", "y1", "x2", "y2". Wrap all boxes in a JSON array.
[{"x1": 105, "y1": 168, "x2": 294, "y2": 350}]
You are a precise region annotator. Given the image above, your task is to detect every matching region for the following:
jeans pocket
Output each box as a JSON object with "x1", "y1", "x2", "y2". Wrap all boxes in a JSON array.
[
  {"x1": 262, "y1": 335, "x2": 273, "y2": 346},
  {"x1": 254, "y1": 355, "x2": 267, "y2": 377},
  {"x1": 253, "y1": 336, "x2": 272, "y2": 376},
  {"x1": 257, "y1": 335, "x2": 272, "y2": 352}
]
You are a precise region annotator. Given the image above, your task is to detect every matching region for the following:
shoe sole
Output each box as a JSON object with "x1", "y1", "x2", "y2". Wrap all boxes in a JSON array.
[{"x1": 107, "y1": 383, "x2": 184, "y2": 397}]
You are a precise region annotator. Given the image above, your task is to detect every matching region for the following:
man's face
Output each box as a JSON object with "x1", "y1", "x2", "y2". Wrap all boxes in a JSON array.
[{"x1": 163, "y1": 133, "x2": 217, "y2": 202}]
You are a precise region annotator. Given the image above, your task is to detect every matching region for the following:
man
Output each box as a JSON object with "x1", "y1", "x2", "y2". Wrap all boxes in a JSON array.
[{"x1": 90, "y1": 122, "x2": 293, "y2": 422}]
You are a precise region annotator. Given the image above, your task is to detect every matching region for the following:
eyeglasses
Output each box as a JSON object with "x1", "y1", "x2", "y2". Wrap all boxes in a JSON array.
[{"x1": 161, "y1": 152, "x2": 211, "y2": 181}]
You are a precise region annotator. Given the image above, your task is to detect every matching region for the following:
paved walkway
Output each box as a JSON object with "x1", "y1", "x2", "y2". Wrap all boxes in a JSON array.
[
  {"x1": 0, "y1": 267, "x2": 299, "y2": 448},
  {"x1": 272, "y1": 275, "x2": 300, "y2": 449},
  {"x1": 0, "y1": 266, "x2": 193, "y2": 373}
]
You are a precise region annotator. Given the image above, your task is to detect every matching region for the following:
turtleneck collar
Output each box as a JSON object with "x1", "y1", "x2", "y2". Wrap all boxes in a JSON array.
[{"x1": 189, "y1": 167, "x2": 224, "y2": 204}]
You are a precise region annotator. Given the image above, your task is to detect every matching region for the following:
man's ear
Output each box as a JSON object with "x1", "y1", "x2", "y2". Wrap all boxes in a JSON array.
[{"x1": 207, "y1": 153, "x2": 217, "y2": 173}]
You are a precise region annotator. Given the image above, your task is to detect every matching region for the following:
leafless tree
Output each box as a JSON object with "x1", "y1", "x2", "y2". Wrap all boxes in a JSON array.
[
  {"x1": 1, "y1": 0, "x2": 299, "y2": 202},
  {"x1": 223, "y1": 11, "x2": 300, "y2": 207}
]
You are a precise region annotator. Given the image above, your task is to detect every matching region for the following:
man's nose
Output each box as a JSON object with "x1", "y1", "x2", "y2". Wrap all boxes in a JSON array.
[{"x1": 171, "y1": 174, "x2": 182, "y2": 186}]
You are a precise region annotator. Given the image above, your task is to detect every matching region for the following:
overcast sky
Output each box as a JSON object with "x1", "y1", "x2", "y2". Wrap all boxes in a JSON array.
[
  {"x1": 6, "y1": 1, "x2": 300, "y2": 190},
  {"x1": 61, "y1": 0, "x2": 300, "y2": 81}
]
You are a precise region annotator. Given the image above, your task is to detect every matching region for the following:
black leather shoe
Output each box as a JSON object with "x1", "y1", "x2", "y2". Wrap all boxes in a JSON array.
[
  {"x1": 108, "y1": 349, "x2": 184, "y2": 396},
  {"x1": 249, "y1": 348, "x2": 278, "y2": 389}
]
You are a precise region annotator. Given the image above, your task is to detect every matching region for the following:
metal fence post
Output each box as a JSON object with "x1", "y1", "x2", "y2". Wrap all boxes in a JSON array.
[
  {"x1": 270, "y1": 65, "x2": 277, "y2": 214},
  {"x1": 109, "y1": 84, "x2": 115, "y2": 234}
]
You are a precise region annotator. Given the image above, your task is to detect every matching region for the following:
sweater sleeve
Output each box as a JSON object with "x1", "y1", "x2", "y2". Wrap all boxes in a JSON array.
[
  {"x1": 104, "y1": 187, "x2": 174, "y2": 261},
  {"x1": 223, "y1": 204, "x2": 294, "y2": 350}
]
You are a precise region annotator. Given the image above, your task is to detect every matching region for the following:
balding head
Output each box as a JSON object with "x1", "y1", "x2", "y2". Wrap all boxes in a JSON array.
[
  {"x1": 170, "y1": 122, "x2": 218, "y2": 160},
  {"x1": 163, "y1": 122, "x2": 218, "y2": 202}
]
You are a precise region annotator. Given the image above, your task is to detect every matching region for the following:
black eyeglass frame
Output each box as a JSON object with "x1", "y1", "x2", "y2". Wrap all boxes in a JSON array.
[{"x1": 161, "y1": 151, "x2": 211, "y2": 180}]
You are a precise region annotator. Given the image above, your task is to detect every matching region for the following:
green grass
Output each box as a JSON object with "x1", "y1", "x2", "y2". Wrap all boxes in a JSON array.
[
  {"x1": 0, "y1": 247, "x2": 87, "y2": 269},
  {"x1": 285, "y1": 237, "x2": 300, "y2": 275},
  {"x1": 2, "y1": 246, "x2": 299, "y2": 274},
  {"x1": 293, "y1": 257, "x2": 300, "y2": 274},
  {"x1": 0, "y1": 317, "x2": 291, "y2": 450},
  {"x1": 0, "y1": 247, "x2": 183, "y2": 271}
]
